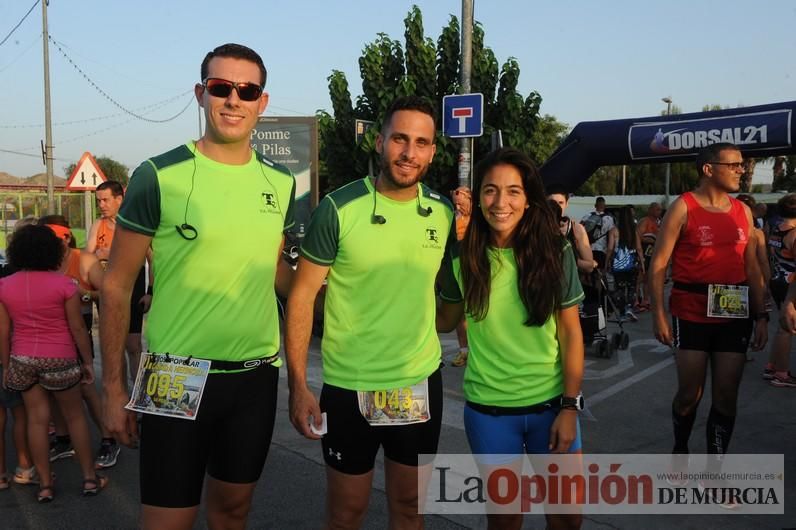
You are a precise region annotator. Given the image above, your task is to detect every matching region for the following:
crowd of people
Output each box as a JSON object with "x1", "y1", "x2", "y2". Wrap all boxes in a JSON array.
[{"x1": 0, "y1": 41, "x2": 792, "y2": 530}]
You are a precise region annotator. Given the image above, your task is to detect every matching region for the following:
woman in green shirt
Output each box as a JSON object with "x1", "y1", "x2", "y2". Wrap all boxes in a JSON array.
[{"x1": 438, "y1": 147, "x2": 585, "y2": 530}]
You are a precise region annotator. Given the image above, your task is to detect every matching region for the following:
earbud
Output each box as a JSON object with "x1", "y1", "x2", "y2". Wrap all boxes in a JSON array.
[
  {"x1": 176, "y1": 223, "x2": 198, "y2": 240},
  {"x1": 417, "y1": 205, "x2": 433, "y2": 217},
  {"x1": 371, "y1": 215, "x2": 387, "y2": 225}
]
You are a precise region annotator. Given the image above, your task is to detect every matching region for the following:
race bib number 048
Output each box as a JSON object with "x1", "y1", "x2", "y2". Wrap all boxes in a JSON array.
[
  {"x1": 707, "y1": 284, "x2": 750, "y2": 319},
  {"x1": 125, "y1": 353, "x2": 211, "y2": 420},
  {"x1": 357, "y1": 379, "x2": 431, "y2": 426}
]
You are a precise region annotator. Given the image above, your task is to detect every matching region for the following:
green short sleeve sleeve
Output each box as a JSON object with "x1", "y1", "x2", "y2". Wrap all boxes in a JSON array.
[
  {"x1": 283, "y1": 178, "x2": 296, "y2": 232},
  {"x1": 559, "y1": 241, "x2": 585, "y2": 308},
  {"x1": 300, "y1": 196, "x2": 339, "y2": 265},
  {"x1": 117, "y1": 160, "x2": 161, "y2": 236},
  {"x1": 438, "y1": 244, "x2": 463, "y2": 302}
]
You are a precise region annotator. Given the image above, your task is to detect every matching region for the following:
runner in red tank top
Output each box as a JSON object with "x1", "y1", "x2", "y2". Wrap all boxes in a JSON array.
[{"x1": 649, "y1": 143, "x2": 767, "y2": 502}]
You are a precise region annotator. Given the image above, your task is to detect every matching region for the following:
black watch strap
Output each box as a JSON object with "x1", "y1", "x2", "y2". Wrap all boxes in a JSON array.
[{"x1": 560, "y1": 394, "x2": 584, "y2": 411}]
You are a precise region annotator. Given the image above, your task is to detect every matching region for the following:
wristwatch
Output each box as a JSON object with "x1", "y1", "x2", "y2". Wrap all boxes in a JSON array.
[{"x1": 560, "y1": 393, "x2": 584, "y2": 411}]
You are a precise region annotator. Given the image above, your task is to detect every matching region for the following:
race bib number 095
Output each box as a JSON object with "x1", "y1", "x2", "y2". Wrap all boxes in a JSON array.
[{"x1": 126, "y1": 353, "x2": 211, "y2": 420}]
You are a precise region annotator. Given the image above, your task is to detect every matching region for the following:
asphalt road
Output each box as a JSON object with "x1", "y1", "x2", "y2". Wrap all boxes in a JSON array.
[{"x1": 2, "y1": 307, "x2": 794, "y2": 529}]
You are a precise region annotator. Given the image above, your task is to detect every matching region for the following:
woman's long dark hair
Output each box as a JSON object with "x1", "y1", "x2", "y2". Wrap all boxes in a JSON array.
[
  {"x1": 616, "y1": 206, "x2": 636, "y2": 249},
  {"x1": 460, "y1": 148, "x2": 564, "y2": 326}
]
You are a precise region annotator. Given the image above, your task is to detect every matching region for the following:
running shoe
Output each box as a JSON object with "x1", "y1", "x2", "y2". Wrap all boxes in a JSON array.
[
  {"x1": 95, "y1": 442, "x2": 121, "y2": 469},
  {"x1": 451, "y1": 350, "x2": 468, "y2": 367},
  {"x1": 48, "y1": 441, "x2": 75, "y2": 462},
  {"x1": 624, "y1": 309, "x2": 638, "y2": 322},
  {"x1": 665, "y1": 453, "x2": 689, "y2": 487},
  {"x1": 770, "y1": 372, "x2": 796, "y2": 388},
  {"x1": 13, "y1": 466, "x2": 39, "y2": 485},
  {"x1": 762, "y1": 363, "x2": 775, "y2": 380}
]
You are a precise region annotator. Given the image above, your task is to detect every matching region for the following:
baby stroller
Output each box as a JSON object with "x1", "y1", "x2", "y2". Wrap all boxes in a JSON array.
[{"x1": 578, "y1": 269, "x2": 629, "y2": 359}]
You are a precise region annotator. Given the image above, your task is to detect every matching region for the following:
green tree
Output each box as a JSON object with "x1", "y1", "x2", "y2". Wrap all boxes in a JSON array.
[
  {"x1": 317, "y1": 5, "x2": 566, "y2": 197},
  {"x1": 64, "y1": 156, "x2": 129, "y2": 186}
]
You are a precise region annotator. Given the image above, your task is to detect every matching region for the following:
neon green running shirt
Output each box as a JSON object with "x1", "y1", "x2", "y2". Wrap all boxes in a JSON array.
[
  {"x1": 118, "y1": 142, "x2": 295, "y2": 364},
  {"x1": 440, "y1": 242, "x2": 584, "y2": 407},
  {"x1": 301, "y1": 177, "x2": 455, "y2": 390}
]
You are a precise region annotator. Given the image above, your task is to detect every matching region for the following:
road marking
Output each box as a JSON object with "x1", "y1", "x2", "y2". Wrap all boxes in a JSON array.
[{"x1": 587, "y1": 356, "x2": 675, "y2": 409}]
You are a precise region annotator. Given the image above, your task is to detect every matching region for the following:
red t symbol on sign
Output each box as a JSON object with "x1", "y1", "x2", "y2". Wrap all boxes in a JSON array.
[{"x1": 452, "y1": 107, "x2": 473, "y2": 134}]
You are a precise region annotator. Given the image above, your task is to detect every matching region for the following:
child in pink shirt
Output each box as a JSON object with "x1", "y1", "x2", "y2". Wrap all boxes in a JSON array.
[{"x1": 0, "y1": 224, "x2": 107, "y2": 502}]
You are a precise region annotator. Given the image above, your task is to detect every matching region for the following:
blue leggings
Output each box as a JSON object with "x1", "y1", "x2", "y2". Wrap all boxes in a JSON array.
[{"x1": 464, "y1": 404, "x2": 582, "y2": 459}]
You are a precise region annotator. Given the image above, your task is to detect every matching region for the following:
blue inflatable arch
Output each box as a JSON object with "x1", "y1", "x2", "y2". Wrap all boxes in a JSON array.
[{"x1": 540, "y1": 100, "x2": 796, "y2": 192}]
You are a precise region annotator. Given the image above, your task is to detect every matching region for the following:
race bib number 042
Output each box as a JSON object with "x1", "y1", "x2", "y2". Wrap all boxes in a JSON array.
[
  {"x1": 357, "y1": 379, "x2": 431, "y2": 426},
  {"x1": 707, "y1": 284, "x2": 750, "y2": 319},
  {"x1": 125, "y1": 353, "x2": 211, "y2": 420}
]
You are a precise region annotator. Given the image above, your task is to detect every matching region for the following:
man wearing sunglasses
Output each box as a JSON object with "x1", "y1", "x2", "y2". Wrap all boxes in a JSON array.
[
  {"x1": 649, "y1": 142, "x2": 767, "y2": 503},
  {"x1": 100, "y1": 43, "x2": 295, "y2": 530}
]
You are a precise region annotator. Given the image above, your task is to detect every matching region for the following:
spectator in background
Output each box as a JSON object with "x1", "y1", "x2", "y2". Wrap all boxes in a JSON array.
[
  {"x1": 763, "y1": 193, "x2": 796, "y2": 387},
  {"x1": 450, "y1": 186, "x2": 471, "y2": 367},
  {"x1": 607, "y1": 206, "x2": 645, "y2": 321},
  {"x1": 636, "y1": 203, "x2": 663, "y2": 310},
  {"x1": 548, "y1": 188, "x2": 596, "y2": 274},
  {"x1": 737, "y1": 195, "x2": 772, "y2": 321},
  {"x1": 0, "y1": 225, "x2": 104, "y2": 502},
  {"x1": 581, "y1": 197, "x2": 614, "y2": 271}
]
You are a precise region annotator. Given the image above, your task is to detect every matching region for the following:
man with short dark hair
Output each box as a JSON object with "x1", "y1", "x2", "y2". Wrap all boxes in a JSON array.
[
  {"x1": 286, "y1": 95, "x2": 454, "y2": 529},
  {"x1": 649, "y1": 142, "x2": 767, "y2": 503},
  {"x1": 581, "y1": 196, "x2": 614, "y2": 270},
  {"x1": 101, "y1": 43, "x2": 295, "y2": 529},
  {"x1": 86, "y1": 180, "x2": 142, "y2": 469}
]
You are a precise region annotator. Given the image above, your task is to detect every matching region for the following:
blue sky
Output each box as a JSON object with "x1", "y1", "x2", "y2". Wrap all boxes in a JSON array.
[{"x1": 1, "y1": 0, "x2": 794, "y2": 182}]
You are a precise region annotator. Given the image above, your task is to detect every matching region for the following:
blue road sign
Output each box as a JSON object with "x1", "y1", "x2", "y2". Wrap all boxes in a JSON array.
[{"x1": 442, "y1": 93, "x2": 484, "y2": 138}]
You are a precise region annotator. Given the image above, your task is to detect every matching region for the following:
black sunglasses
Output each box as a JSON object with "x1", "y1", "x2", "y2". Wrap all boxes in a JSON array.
[{"x1": 202, "y1": 78, "x2": 264, "y2": 102}]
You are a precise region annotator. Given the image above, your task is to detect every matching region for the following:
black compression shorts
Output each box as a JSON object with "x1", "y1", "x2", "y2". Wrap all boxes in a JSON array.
[
  {"x1": 139, "y1": 363, "x2": 279, "y2": 508},
  {"x1": 671, "y1": 316, "x2": 753, "y2": 354},
  {"x1": 320, "y1": 366, "x2": 443, "y2": 475}
]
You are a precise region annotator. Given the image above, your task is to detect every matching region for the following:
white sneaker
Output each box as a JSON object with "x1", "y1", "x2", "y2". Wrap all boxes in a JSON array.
[{"x1": 13, "y1": 466, "x2": 39, "y2": 485}]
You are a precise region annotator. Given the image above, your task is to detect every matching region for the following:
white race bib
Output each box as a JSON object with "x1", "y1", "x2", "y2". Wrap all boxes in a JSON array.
[
  {"x1": 707, "y1": 284, "x2": 750, "y2": 319},
  {"x1": 357, "y1": 379, "x2": 431, "y2": 426},
  {"x1": 125, "y1": 353, "x2": 211, "y2": 420}
]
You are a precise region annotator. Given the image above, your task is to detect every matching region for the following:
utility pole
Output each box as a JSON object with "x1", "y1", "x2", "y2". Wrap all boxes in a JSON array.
[
  {"x1": 458, "y1": 0, "x2": 473, "y2": 188},
  {"x1": 42, "y1": 0, "x2": 55, "y2": 214},
  {"x1": 662, "y1": 96, "x2": 673, "y2": 207}
]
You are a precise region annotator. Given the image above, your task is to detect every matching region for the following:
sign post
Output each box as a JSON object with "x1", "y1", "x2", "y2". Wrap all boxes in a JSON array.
[
  {"x1": 65, "y1": 152, "x2": 108, "y2": 234},
  {"x1": 443, "y1": 93, "x2": 484, "y2": 187}
]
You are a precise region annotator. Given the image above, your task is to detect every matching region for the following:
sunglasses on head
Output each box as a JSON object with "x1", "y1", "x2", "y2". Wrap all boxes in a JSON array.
[{"x1": 202, "y1": 78, "x2": 264, "y2": 101}]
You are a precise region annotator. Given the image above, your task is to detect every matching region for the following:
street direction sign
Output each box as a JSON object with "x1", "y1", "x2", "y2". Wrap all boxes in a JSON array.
[
  {"x1": 442, "y1": 93, "x2": 484, "y2": 138},
  {"x1": 65, "y1": 152, "x2": 108, "y2": 191}
]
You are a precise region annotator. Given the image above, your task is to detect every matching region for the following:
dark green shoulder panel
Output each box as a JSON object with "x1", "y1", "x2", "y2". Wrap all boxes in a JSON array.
[
  {"x1": 255, "y1": 152, "x2": 292, "y2": 178},
  {"x1": 326, "y1": 178, "x2": 370, "y2": 210},
  {"x1": 148, "y1": 145, "x2": 195, "y2": 171},
  {"x1": 421, "y1": 184, "x2": 454, "y2": 212}
]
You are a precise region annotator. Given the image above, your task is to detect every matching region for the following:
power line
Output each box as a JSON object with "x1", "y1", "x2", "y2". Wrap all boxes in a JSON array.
[
  {"x1": 0, "y1": 89, "x2": 194, "y2": 129},
  {"x1": 49, "y1": 35, "x2": 194, "y2": 124},
  {"x1": 0, "y1": 0, "x2": 40, "y2": 48},
  {"x1": 0, "y1": 32, "x2": 40, "y2": 74},
  {"x1": 0, "y1": 147, "x2": 68, "y2": 163}
]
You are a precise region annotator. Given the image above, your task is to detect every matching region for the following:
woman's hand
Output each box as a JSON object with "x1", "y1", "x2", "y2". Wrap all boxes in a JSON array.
[{"x1": 549, "y1": 409, "x2": 578, "y2": 453}]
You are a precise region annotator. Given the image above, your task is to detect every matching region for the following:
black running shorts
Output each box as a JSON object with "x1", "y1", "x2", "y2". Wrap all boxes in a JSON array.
[
  {"x1": 319, "y1": 366, "x2": 443, "y2": 475},
  {"x1": 672, "y1": 316, "x2": 753, "y2": 354},
  {"x1": 139, "y1": 363, "x2": 278, "y2": 508}
]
